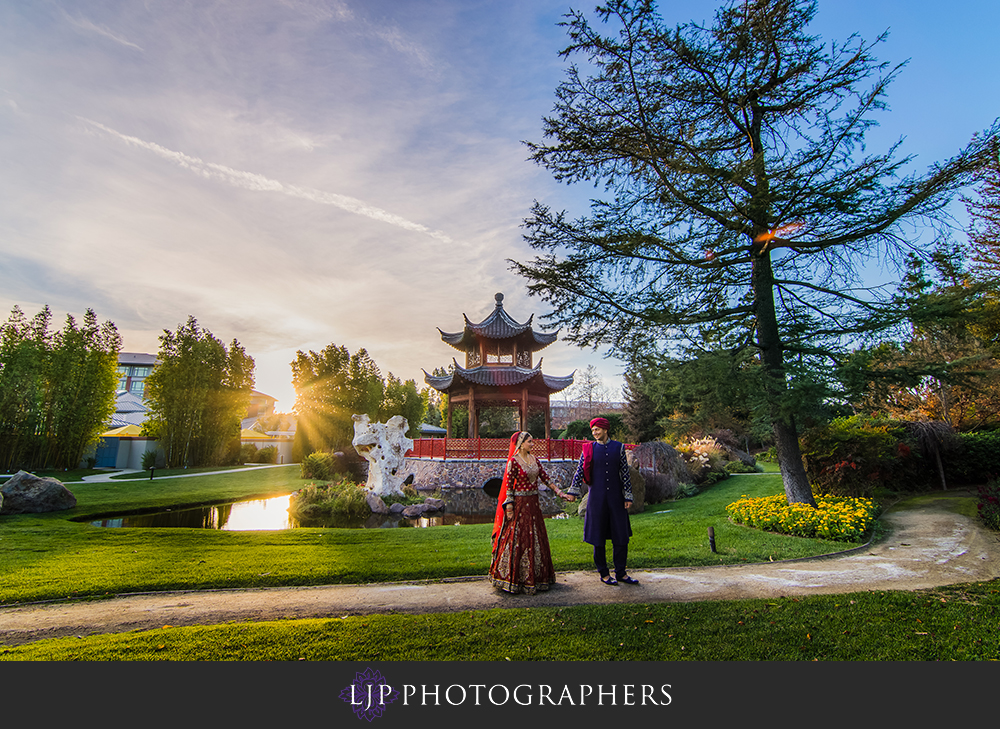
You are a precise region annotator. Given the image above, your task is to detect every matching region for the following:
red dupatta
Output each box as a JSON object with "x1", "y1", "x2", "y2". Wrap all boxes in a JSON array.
[{"x1": 491, "y1": 431, "x2": 530, "y2": 544}]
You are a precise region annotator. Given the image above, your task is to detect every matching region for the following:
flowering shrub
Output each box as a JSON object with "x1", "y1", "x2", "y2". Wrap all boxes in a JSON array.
[
  {"x1": 676, "y1": 436, "x2": 731, "y2": 483},
  {"x1": 726, "y1": 493, "x2": 879, "y2": 542},
  {"x1": 977, "y1": 479, "x2": 1000, "y2": 532}
]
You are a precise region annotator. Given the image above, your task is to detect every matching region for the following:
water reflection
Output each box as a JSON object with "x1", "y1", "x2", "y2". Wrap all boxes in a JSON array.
[
  {"x1": 89, "y1": 494, "x2": 508, "y2": 531},
  {"x1": 90, "y1": 495, "x2": 296, "y2": 531}
]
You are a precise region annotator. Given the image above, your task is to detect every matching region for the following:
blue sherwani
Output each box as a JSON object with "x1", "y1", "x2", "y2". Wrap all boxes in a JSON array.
[{"x1": 569, "y1": 440, "x2": 633, "y2": 546}]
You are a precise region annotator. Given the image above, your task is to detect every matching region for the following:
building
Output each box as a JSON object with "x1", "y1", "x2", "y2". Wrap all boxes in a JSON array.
[
  {"x1": 116, "y1": 352, "x2": 158, "y2": 398},
  {"x1": 424, "y1": 293, "x2": 574, "y2": 439},
  {"x1": 549, "y1": 400, "x2": 627, "y2": 431},
  {"x1": 245, "y1": 390, "x2": 277, "y2": 420}
]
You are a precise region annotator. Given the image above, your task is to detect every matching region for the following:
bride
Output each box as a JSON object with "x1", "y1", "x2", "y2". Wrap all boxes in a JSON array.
[{"x1": 488, "y1": 431, "x2": 574, "y2": 594}]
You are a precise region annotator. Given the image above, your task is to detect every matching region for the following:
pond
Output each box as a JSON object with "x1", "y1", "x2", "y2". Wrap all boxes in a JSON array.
[{"x1": 87, "y1": 493, "x2": 555, "y2": 530}]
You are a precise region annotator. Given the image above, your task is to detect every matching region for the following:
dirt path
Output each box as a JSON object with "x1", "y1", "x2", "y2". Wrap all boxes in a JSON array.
[{"x1": 2, "y1": 493, "x2": 999, "y2": 646}]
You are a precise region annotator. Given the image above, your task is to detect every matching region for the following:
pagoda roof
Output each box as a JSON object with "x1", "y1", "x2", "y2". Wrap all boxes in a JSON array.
[
  {"x1": 438, "y1": 293, "x2": 560, "y2": 352},
  {"x1": 423, "y1": 360, "x2": 574, "y2": 394}
]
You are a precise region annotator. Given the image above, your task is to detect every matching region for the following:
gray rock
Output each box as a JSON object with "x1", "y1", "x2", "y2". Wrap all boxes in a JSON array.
[
  {"x1": 389, "y1": 501, "x2": 406, "y2": 514},
  {"x1": 402, "y1": 503, "x2": 431, "y2": 518},
  {"x1": 0, "y1": 471, "x2": 77, "y2": 515},
  {"x1": 365, "y1": 491, "x2": 389, "y2": 515},
  {"x1": 627, "y1": 465, "x2": 645, "y2": 514},
  {"x1": 627, "y1": 442, "x2": 692, "y2": 503},
  {"x1": 423, "y1": 497, "x2": 445, "y2": 511}
]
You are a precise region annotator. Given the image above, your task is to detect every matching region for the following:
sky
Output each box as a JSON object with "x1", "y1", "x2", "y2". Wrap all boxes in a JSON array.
[{"x1": 1, "y1": 0, "x2": 997, "y2": 414}]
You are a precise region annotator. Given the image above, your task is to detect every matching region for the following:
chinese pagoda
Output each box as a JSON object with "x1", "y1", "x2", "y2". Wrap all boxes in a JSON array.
[{"x1": 424, "y1": 293, "x2": 574, "y2": 439}]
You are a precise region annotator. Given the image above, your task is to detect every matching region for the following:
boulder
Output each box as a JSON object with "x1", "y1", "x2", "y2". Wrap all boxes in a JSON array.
[
  {"x1": 0, "y1": 471, "x2": 77, "y2": 515},
  {"x1": 389, "y1": 502, "x2": 406, "y2": 514},
  {"x1": 402, "y1": 503, "x2": 431, "y2": 518},
  {"x1": 628, "y1": 466, "x2": 645, "y2": 514},
  {"x1": 720, "y1": 443, "x2": 756, "y2": 467},
  {"x1": 627, "y1": 442, "x2": 693, "y2": 503},
  {"x1": 365, "y1": 491, "x2": 389, "y2": 515},
  {"x1": 423, "y1": 497, "x2": 445, "y2": 511}
]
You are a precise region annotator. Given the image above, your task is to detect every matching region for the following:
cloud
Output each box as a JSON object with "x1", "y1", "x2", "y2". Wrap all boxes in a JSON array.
[
  {"x1": 277, "y1": 0, "x2": 354, "y2": 23},
  {"x1": 79, "y1": 118, "x2": 454, "y2": 244},
  {"x1": 365, "y1": 23, "x2": 438, "y2": 76},
  {"x1": 62, "y1": 12, "x2": 144, "y2": 51}
]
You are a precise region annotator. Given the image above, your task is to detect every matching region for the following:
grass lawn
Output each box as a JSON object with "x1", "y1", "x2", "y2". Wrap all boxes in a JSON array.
[
  {"x1": 2, "y1": 468, "x2": 123, "y2": 483},
  {"x1": 4, "y1": 580, "x2": 998, "y2": 661},
  {"x1": 2, "y1": 462, "x2": 997, "y2": 661},
  {"x1": 0, "y1": 466, "x2": 844, "y2": 605}
]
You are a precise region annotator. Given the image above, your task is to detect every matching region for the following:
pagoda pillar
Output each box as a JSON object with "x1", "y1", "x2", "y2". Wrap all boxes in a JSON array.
[
  {"x1": 544, "y1": 394, "x2": 552, "y2": 440},
  {"x1": 520, "y1": 387, "x2": 528, "y2": 432},
  {"x1": 468, "y1": 386, "x2": 476, "y2": 439}
]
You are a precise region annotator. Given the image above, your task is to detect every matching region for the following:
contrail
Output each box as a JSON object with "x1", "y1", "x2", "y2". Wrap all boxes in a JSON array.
[
  {"x1": 63, "y1": 14, "x2": 144, "y2": 51},
  {"x1": 81, "y1": 118, "x2": 453, "y2": 244}
]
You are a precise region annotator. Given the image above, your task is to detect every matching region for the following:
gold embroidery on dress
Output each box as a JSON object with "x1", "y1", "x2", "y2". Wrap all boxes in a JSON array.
[{"x1": 514, "y1": 453, "x2": 539, "y2": 483}]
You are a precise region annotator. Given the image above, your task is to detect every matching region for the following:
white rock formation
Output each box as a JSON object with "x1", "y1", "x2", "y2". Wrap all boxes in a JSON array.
[{"x1": 351, "y1": 413, "x2": 414, "y2": 497}]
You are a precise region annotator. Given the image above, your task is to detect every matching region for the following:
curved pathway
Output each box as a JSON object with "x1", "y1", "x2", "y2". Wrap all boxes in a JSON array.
[{"x1": 2, "y1": 493, "x2": 999, "y2": 646}]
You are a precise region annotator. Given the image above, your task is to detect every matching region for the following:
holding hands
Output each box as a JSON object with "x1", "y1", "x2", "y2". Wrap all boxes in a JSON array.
[{"x1": 550, "y1": 482, "x2": 575, "y2": 502}]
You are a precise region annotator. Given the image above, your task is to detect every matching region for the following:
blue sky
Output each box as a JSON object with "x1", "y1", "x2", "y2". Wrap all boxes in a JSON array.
[{"x1": 1, "y1": 0, "x2": 997, "y2": 412}]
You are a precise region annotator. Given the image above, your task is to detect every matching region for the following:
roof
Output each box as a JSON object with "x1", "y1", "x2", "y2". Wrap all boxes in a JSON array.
[
  {"x1": 103, "y1": 389, "x2": 150, "y2": 429},
  {"x1": 109, "y1": 412, "x2": 148, "y2": 428},
  {"x1": 115, "y1": 390, "x2": 148, "y2": 414},
  {"x1": 240, "y1": 428, "x2": 275, "y2": 441},
  {"x1": 423, "y1": 359, "x2": 574, "y2": 394},
  {"x1": 438, "y1": 293, "x2": 560, "y2": 352},
  {"x1": 118, "y1": 352, "x2": 158, "y2": 366},
  {"x1": 100, "y1": 424, "x2": 144, "y2": 438}
]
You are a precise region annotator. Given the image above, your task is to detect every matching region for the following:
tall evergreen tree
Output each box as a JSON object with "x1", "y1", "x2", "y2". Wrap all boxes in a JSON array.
[
  {"x1": 841, "y1": 251, "x2": 1000, "y2": 429},
  {"x1": 622, "y1": 367, "x2": 663, "y2": 443},
  {"x1": 144, "y1": 317, "x2": 254, "y2": 467},
  {"x1": 291, "y1": 344, "x2": 388, "y2": 456},
  {"x1": 0, "y1": 306, "x2": 49, "y2": 470},
  {"x1": 42, "y1": 310, "x2": 122, "y2": 468},
  {"x1": 380, "y1": 373, "x2": 426, "y2": 439},
  {"x1": 0, "y1": 306, "x2": 120, "y2": 470},
  {"x1": 511, "y1": 0, "x2": 998, "y2": 505}
]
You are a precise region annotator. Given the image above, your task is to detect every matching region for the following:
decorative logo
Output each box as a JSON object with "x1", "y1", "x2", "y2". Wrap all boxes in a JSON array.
[{"x1": 339, "y1": 667, "x2": 400, "y2": 722}]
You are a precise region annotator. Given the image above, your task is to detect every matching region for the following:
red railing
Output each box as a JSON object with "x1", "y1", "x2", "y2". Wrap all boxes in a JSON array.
[{"x1": 407, "y1": 438, "x2": 637, "y2": 462}]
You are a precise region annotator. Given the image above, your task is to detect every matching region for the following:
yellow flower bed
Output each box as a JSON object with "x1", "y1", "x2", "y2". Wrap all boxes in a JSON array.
[{"x1": 725, "y1": 493, "x2": 879, "y2": 542}]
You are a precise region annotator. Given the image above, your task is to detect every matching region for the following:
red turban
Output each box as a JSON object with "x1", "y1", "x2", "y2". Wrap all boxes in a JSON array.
[{"x1": 590, "y1": 417, "x2": 610, "y2": 430}]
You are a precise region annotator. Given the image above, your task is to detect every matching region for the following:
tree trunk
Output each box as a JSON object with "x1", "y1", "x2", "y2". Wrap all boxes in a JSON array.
[
  {"x1": 933, "y1": 445, "x2": 947, "y2": 491},
  {"x1": 752, "y1": 246, "x2": 817, "y2": 507}
]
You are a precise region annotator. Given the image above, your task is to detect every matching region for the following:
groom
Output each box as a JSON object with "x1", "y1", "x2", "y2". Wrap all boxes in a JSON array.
[{"x1": 566, "y1": 417, "x2": 638, "y2": 586}]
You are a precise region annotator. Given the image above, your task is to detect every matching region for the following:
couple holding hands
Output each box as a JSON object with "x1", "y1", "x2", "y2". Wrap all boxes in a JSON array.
[{"x1": 488, "y1": 417, "x2": 639, "y2": 594}]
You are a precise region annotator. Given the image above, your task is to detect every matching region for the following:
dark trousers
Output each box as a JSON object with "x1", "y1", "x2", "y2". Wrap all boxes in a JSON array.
[{"x1": 593, "y1": 542, "x2": 628, "y2": 579}]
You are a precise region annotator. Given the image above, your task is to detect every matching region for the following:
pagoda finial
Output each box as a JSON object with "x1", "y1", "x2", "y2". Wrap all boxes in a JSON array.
[{"x1": 495, "y1": 292, "x2": 504, "y2": 307}]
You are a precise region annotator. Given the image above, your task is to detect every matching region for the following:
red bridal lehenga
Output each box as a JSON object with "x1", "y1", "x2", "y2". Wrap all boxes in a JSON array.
[{"x1": 488, "y1": 454, "x2": 557, "y2": 594}]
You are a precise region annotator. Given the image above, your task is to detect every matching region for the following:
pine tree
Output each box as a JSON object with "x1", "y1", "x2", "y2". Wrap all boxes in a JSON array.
[{"x1": 511, "y1": 0, "x2": 998, "y2": 504}]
